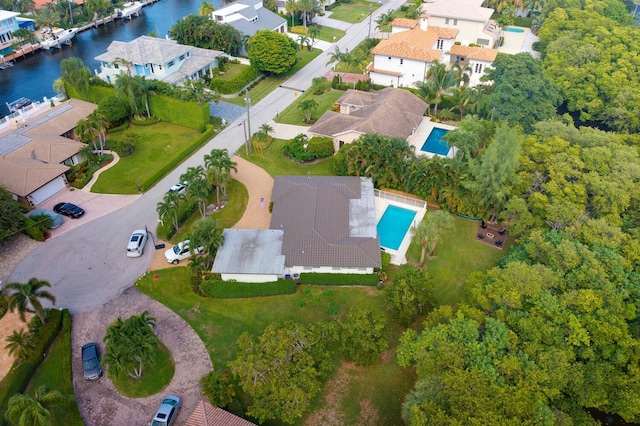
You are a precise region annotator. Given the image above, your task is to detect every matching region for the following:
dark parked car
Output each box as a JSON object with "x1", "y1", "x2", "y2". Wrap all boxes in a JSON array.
[
  {"x1": 81, "y1": 342, "x2": 102, "y2": 381},
  {"x1": 54, "y1": 202, "x2": 85, "y2": 218}
]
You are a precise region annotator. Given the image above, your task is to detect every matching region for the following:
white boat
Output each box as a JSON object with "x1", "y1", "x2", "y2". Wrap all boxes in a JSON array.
[
  {"x1": 115, "y1": 2, "x2": 143, "y2": 19},
  {"x1": 41, "y1": 28, "x2": 78, "y2": 50}
]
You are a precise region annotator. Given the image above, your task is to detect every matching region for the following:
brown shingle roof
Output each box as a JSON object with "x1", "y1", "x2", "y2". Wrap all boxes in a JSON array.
[
  {"x1": 269, "y1": 176, "x2": 381, "y2": 269},
  {"x1": 309, "y1": 88, "x2": 426, "y2": 140},
  {"x1": 372, "y1": 25, "x2": 458, "y2": 62},
  {"x1": 447, "y1": 44, "x2": 498, "y2": 62},
  {"x1": 0, "y1": 158, "x2": 68, "y2": 196},
  {"x1": 184, "y1": 401, "x2": 255, "y2": 426},
  {"x1": 390, "y1": 17, "x2": 418, "y2": 29}
]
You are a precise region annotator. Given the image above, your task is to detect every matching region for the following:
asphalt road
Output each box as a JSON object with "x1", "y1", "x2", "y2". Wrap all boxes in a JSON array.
[{"x1": 9, "y1": 0, "x2": 407, "y2": 314}]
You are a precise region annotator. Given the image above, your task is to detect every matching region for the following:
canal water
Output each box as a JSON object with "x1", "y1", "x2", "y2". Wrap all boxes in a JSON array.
[{"x1": 0, "y1": 0, "x2": 222, "y2": 117}]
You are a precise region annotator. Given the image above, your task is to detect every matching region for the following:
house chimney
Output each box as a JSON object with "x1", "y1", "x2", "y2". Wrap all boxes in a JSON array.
[{"x1": 420, "y1": 14, "x2": 429, "y2": 31}]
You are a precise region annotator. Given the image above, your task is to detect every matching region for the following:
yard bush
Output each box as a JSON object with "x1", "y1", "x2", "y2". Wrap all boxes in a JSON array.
[
  {"x1": 513, "y1": 16, "x2": 532, "y2": 27},
  {"x1": 299, "y1": 273, "x2": 379, "y2": 286},
  {"x1": 107, "y1": 121, "x2": 129, "y2": 133},
  {"x1": 97, "y1": 96, "x2": 130, "y2": 126},
  {"x1": 200, "y1": 279, "x2": 297, "y2": 298},
  {"x1": 209, "y1": 65, "x2": 263, "y2": 94},
  {"x1": 21, "y1": 216, "x2": 45, "y2": 241},
  {"x1": 283, "y1": 134, "x2": 334, "y2": 162},
  {"x1": 148, "y1": 93, "x2": 209, "y2": 132},
  {"x1": 0, "y1": 309, "x2": 63, "y2": 426},
  {"x1": 130, "y1": 116, "x2": 161, "y2": 126}
]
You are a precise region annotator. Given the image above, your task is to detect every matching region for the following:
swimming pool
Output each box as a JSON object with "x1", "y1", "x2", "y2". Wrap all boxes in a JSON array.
[
  {"x1": 506, "y1": 27, "x2": 525, "y2": 33},
  {"x1": 420, "y1": 127, "x2": 450, "y2": 156},
  {"x1": 377, "y1": 205, "x2": 417, "y2": 250}
]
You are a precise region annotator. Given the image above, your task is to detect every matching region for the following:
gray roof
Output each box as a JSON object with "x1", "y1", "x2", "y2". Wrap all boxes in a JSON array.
[
  {"x1": 229, "y1": 8, "x2": 286, "y2": 37},
  {"x1": 269, "y1": 176, "x2": 381, "y2": 269},
  {"x1": 309, "y1": 88, "x2": 427, "y2": 140},
  {"x1": 212, "y1": 229, "x2": 285, "y2": 275}
]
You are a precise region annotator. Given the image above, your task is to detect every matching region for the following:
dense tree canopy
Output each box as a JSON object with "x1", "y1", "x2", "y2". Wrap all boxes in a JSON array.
[
  {"x1": 0, "y1": 187, "x2": 25, "y2": 244},
  {"x1": 169, "y1": 14, "x2": 243, "y2": 55},
  {"x1": 247, "y1": 30, "x2": 298, "y2": 74}
]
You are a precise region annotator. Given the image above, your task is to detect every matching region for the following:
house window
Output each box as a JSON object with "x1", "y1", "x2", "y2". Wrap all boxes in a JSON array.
[
  {"x1": 179, "y1": 55, "x2": 185, "y2": 61},
  {"x1": 388, "y1": 56, "x2": 391, "y2": 60},
  {"x1": 400, "y1": 58, "x2": 403, "y2": 65},
  {"x1": 436, "y1": 39, "x2": 444, "y2": 49},
  {"x1": 475, "y1": 63, "x2": 483, "y2": 73},
  {"x1": 453, "y1": 19, "x2": 458, "y2": 25},
  {"x1": 476, "y1": 38, "x2": 489, "y2": 46},
  {"x1": 445, "y1": 18, "x2": 449, "y2": 24},
  {"x1": 114, "y1": 64, "x2": 119, "y2": 69},
  {"x1": 168, "y1": 61, "x2": 174, "y2": 67}
]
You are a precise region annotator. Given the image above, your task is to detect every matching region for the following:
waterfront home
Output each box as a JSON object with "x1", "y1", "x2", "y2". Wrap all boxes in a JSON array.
[
  {"x1": 95, "y1": 36, "x2": 224, "y2": 85},
  {"x1": 0, "y1": 99, "x2": 95, "y2": 206},
  {"x1": 213, "y1": 176, "x2": 381, "y2": 282},
  {"x1": 0, "y1": 10, "x2": 20, "y2": 57},
  {"x1": 309, "y1": 88, "x2": 427, "y2": 152},
  {"x1": 212, "y1": 0, "x2": 286, "y2": 38}
]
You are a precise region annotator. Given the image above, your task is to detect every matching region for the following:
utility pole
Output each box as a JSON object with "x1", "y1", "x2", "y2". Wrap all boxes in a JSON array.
[
  {"x1": 245, "y1": 96, "x2": 252, "y2": 155},
  {"x1": 242, "y1": 120, "x2": 249, "y2": 156},
  {"x1": 368, "y1": 3, "x2": 372, "y2": 38}
]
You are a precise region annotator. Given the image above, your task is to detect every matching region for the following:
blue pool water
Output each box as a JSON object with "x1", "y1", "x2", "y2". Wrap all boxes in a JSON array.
[
  {"x1": 420, "y1": 127, "x2": 450, "y2": 156},
  {"x1": 377, "y1": 205, "x2": 417, "y2": 250},
  {"x1": 506, "y1": 27, "x2": 525, "y2": 33}
]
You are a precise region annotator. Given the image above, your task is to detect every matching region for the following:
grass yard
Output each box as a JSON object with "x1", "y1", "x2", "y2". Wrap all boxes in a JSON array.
[
  {"x1": 289, "y1": 25, "x2": 346, "y2": 43},
  {"x1": 225, "y1": 48, "x2": 322, "y2": 106},
  {"x1": 406, "y1": 214, "x2": 510, "y2": 306},
  {"x1": 275, "y1": 89, "x2": 344, "y2": 126},
  {"x1": 219, "y1": 61, "x2": 248, "y2": 79},
  {"x1": 109, "y1": 340, "x2": 175, "y2": 398},
  {"x1": 137, "y1": 272, "x2": 411, "y2": 425},
  {"x1": 27, "y1": 330, "x2": 84, "y2": 426},
  {"x1": 92, "y1": 123, "x2": 203, "y2": 194},
  {"x1": 172, "y1": 179, "x2": 248, "y2": 243},
  {"x1": 328, "y1": 0, "x2": 380, "y2": 23},
  {"x1": 238, "y1": 138, "x2": 334, "y2": 176}
]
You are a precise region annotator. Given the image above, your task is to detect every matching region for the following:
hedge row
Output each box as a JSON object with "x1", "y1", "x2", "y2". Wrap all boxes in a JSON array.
[
  {"x1": 0, "y1": 309, "x2": 64, "y2": 426},
  {"x1": 299, "y1": 273, "x2": 379, "y2": 286},
  {"x1": 200, "y1": 279, "x2": 297, "y2": 298},
  {"x1": 209, "y1": 65, "x2": 262, "y2": 94}
]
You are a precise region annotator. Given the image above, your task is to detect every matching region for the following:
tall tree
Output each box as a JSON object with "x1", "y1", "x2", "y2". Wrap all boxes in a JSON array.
[
  {"x1": 247, "y1": 30, "x2": 298, "y2": 74},
  {"x1": 60, "y1": 57, "x2": 91, "y2": 94},
  {"x1": 410, "y1": 209, "x2": 454, "y2": 267},
  {"x1": 337, "y1": 308, "x2": 388, "y2": 366},
  {"x1": 297, "y1": 99, "x2": 318, "y2": 122},
  {"x1": 181, "y1": 166, "x2": 209, "y2": 218},
  {"x1": 199, "y1": 370, "x2": 236, "y2": 408},
  {"x1": 383, "y1": 265, "x2": 434, "y2": 326},
  {"x1": 0, "y1": 187, "x2": 25, "y2": 244},
  {"x1": 156, "y1": 191, "x2": 181, "y2": 232},
  {"x1": 185, "y1": 217, "x2": 224, "y2": 270},
  {"x1": 5, "y1": 278, "x2": 56, "y2": 324},
  {"x1": 204, "y1": 148, "x2": 237, "y2": 206}
]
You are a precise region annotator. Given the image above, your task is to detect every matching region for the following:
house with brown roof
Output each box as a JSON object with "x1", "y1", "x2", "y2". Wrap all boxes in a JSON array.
[
  {"x1": 185, "y1": 400, "x2": 255, "y2": 426},
  {"x1": 367, "y1": 15, "x2": 497, "y2": 88},
  {"x1": 212, "y1": 176, "x2": 381, "y2": 282},
  {"x1": 308, "y1": 88, "x2": 427, "y2": 152},
  {"x1": 0, "y1": 99, "x2": 95, "y2": 206}
]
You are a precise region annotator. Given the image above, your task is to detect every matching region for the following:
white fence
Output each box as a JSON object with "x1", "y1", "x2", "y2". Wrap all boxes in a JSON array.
[{"x1": 374, "y1": 189, "x2": 426, "y2": 210}]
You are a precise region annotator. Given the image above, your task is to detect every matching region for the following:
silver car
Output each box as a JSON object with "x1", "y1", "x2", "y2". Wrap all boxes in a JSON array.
[
  {"x1": 151, "y1": 395, "x2": 181, "y2": 426},
  {"x1": 126, "y1": 229, "x2": 148, "y2": 257}
]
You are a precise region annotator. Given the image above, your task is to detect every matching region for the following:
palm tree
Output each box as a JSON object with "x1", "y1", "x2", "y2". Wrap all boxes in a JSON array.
[
  {"x1": 326, "y1": 46, "x2": 349, "y2": 68},
  {"x1": 308, "y1": 26, "x2": 320, "y2": 44},
  {"x1": 198, "y1": 1, "x2": 215, "y2": 17},
  {"x1": 115, "y1": 73, "x2": 142, "y2": 116},
  {"x1": 410, "y1": 210, "x2": 454, "y2": 267},
  {"x1": 204, "y1": 149, "x2": 237, "y2": 205},
  {"x1": 5, "y1": 385, "x2": 67, "y2": 426},
  {"x1": 35, "y1": 4, "x2": 58, "y2": 31},
  {"x1": 297, "y1": 34, "x2": 310, "y2": 51},
  {"x1": 133, "y1": 76, "x2": 151, "y2": 117},
  {"x1": 186, "y1": 217, "x2": 224, "y2": 270},
  {"x1": 297, "y1": 99, "x2": 318, "y2": 122},
  {"x1": 5, "y1": 329, "x2": 33, "y2": 361},
  {"x1": 5, "y1": 278, "x2": 56, "y2": 324},
  {"x1": 375, "y1": 10, "x2": 395, "y2": 38},
  {"x1": 181, "y1": 166, "x2": 209, "y2": 218},
  {"x1": 60, "y1": 57, "x2": 91, "y2": 94},
  {"x1": 285, "y1": 0, "x2": 298, "y2": 26},
  {"x1": 423, "y1": 61, "x2": 463, "y2": 116},
  {"x1": 157, "y1": 192, "x2": 181, "y2": 232}
]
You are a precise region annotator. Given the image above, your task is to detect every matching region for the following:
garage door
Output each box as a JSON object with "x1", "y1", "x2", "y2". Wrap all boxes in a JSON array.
[{"x1": 29, "y1": 176, "x2": 66, "y2": 206}]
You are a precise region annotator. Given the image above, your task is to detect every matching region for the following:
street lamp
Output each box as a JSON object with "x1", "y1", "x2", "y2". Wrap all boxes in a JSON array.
[{"x1": 245, "y1": 96, "x2": 252, "y2": 155}]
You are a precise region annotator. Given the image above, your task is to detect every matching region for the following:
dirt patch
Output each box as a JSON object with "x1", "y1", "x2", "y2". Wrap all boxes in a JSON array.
[
  {"x1": 359, "y1": 399, "x2": 380, "y2": 425},
  {"x1": 305, "y1": 362, "x2": 354, "y2": 426},
  {"x1": 0, "y1": 312, "x2": 33, "y2": 381}
]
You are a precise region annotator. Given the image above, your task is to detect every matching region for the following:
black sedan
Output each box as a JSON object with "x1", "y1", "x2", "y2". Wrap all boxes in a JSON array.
[
  {"x1": 81, "y1": 342, "x2": 102, "y2": 381},
  {"x1": 53, "y1": 202, "x2": 85, "y2": 219}
]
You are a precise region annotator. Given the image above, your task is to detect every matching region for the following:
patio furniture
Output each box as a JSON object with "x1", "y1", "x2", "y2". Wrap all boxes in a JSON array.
[
  {"x1": 499, "y1": 228, "x2": 507, "y2": 235},
  {"x1": 477, "y1": 233, "x2": 485, "y2": 239},
  {"x1": 495, "y1": 240, "x2": 503, "y2": 247}
]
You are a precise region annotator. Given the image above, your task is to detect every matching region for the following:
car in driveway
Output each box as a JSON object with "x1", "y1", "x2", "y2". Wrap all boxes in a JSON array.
[
  {"x1": 164, "y1": 240, "x2": 205, "y2": 264},
  {"x1": 81, "y1": 342, "x2": 102, "y2": 381},
  {"x1": 151, "y1": 395, "x2": 181, "y2": 426},
  {"x1": 26, "y1": 209, "x2": 65, "y2": 229},
  {"x1": 167, "y1": 183, "x2": 187, "y2": 196},
  {"x1": 53, "y1": 202, "x2": 85, "y2": 219},
  {"x1": 126, "y1": 229, "x2": 148, "y2": 257}
]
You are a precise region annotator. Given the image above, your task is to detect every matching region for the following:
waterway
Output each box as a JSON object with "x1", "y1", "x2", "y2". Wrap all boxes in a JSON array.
[{"x1": 0, "y1": 0, "x2": 222, "y2": 117}]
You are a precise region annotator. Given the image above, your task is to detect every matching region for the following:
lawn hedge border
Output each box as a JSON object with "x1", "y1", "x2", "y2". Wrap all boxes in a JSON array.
[
  {"x1": 0, "y1": 309, "x2": 64, "y2": 426},
  {"x1": 209, "y1": 65, "x2": 263, "y2": 94},
  {"x1": 200, "y1": 279, "x2": 296, "y2": 298},
  {"x1": 299, "y1": 273, "x2": 379, "y2": 286}
]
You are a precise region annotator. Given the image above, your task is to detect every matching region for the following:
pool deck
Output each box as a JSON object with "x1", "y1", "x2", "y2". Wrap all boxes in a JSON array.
[
  {"x1": 498, "y1": 26, "x2": 541, "y2": 59},
  {"x1": 375, "y1": 193, "x2": 427, "y2": 265},
  {"x1": 407, "y1": 119, "x2": 458, "y2": 159}
]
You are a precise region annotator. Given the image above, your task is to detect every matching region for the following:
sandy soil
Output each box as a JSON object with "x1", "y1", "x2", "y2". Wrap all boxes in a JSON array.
[{"x1": 0, "y1": 312, "x2": 33, "y2": 379}]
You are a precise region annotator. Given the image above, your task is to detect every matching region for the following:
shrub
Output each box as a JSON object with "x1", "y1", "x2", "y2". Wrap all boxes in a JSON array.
[
  {"x1": 0, "y1": 293, "x2": 7, "y2": 320},
  {"x1": 200, "y1": 279, "x2": 297, "y2": 298},
  {"x1": 311, "y1": 77, "x2": 331, "y2": 95},
  {"x1": 21, "y1": 216, "x2": 45, "y2": 241},
  {"x1": 209, "y1": 65, "x2": 263, "y2": 94},
  {"x1": 331, "y1": 75, "x2": 341, "y2": 89},
  {"x1": 108, "y1": 121, "x2": 129, "y2": 133},
  {"x1": 355, "y1": 79, "x2": 371, "y2": 91},
  {"x1": 333, "y1": 146, "x2": 348, "y2": 176},
  {"x1": 97, "y1": 96, "x2": 130, "y2": 126},
  {"x1": 283, "y1": 134, "x2": 334, "y2": 162},
  {"x1": 148, "y1": 93, "x2": 209, "y2": 132},
  {"x1": 299, "y1": 273, "x2": 379, "y2": 286}
]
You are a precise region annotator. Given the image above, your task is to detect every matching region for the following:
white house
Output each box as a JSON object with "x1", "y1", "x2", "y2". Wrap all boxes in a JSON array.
[
  {"x1": 0, "y1": 10, "x2": 20, "y2": 56},
  {"x1": 367, "y1": 16, "x2": 498, "y2": 88},
  {"x1": 421, "y1": 0, "x2": 500, "y2": 48},
  {"x1": 212, "y1": 0, "x2": 287, "y2": 37},
  {"x1": 95, "y1": 36, "x2": 224, "y2": 85}
]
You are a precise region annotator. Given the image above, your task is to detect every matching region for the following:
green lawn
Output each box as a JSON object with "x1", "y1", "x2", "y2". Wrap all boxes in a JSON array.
[
  {"x1": 406, "y1": 214, "x2": 510, "y2": 306},
  {"x1": 224, "y1": 48, "x2": 322, "y2": 106},
  {"x1": 109, "y1": 340, "x2": 175, "y2": 398},
  {"x1": 275, "y1": 89, "x2": 344, "y2": 126},
  {"x1": 328, "y1": 0, "x2": 381, "y2": 23},
  {"x1": 28, "y1": 329, "x2": 83, "y2": 425},
  {"x1": 238, "y1": 138, "x2": 335, "y2": 176},
  {"x1": 219, "y1": 62, "x2": 249, "y2": 79},
  {"x1": 290, "y1": 25, "x2": 346, "y2": 43},
  {"x1": 92, "y1": 123, "x2": 203, "y2": 194},
  {"x1": 172, "y1": 179, "x2": 248, "y2": 243},
  {"x1": 136, "y1": 272, "x2": 410, "y2": 425}
]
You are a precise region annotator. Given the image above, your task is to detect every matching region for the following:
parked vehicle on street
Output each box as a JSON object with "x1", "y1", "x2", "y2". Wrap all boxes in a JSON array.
[
  {"x1": 164, "y1": 240, "x2": 205, "y2": 264},
  {"x1": 26, "y1": 209, "x2": 65, "y2": 229},
  {"x1": 54, "y1": 202, "x2": 85, "y2": 218},
  {"x1": 126, "y1": 229, "x2": 148, "y2": 257},
  {"x1": 81, "y1": 342, "x2": 102, "y2": 381},
  {"x1": 167, "y1": 183, "x2": 187, "y2": 196},
  {"x1": 151, "y1": 395, "x2": 181, "y2": 426}
]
